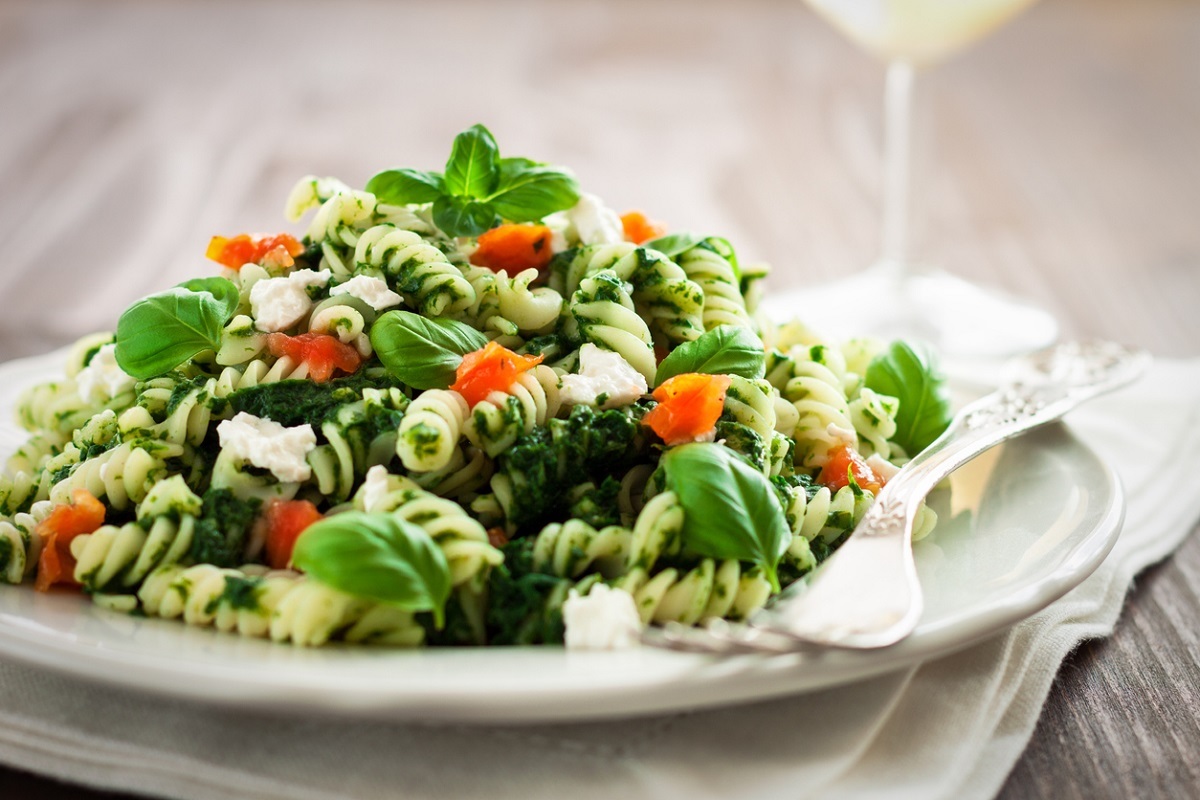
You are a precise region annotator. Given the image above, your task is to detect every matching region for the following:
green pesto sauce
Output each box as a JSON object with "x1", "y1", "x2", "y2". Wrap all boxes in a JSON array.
[
  {"x1": 495, "y1": 405, "x2": 643, "y2": 531},
  {"x1": 226, "y1": 373, "x2": 402, "y2": 428},
  {"x1": 207, "y1": 574, "x2": 264, "y2": 614},
  {"x1": 188, "y1": 489, "x2": 263, "y2": 568}
]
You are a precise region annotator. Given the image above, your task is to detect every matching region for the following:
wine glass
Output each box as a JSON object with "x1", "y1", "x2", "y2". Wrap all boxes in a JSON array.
[{"x1": 767, "y1": 0, "x2": 1057, "y2": 359}]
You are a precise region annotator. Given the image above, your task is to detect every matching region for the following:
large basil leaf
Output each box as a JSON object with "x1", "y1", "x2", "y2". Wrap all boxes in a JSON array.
[
  {"x1": 489, "y1": 158, "x2": 580, "y2": 222},
  {"x1": 365, "y1": 168, "x2": 446, "y2": 205},
  {"x1": 655, "y1": 325, "x2": 765, "y2": 386},
  {"x1": 370, "y1": 310, "x2": 488, "y2": 390},
  {"x1": 114, "y1": 277, "x2": 240, "y2": 379},
  {"x1": 864, "y1": 340, "x2": 952, "y2": 454},
  {"x1": 662, "y1": 442, "x2": 790, "y2": 591},
  {"x1": 433, "y1": 194, "x2": 500, "y2": 238},
  {"x1": 443, "y1": 123, "x2": 498, "y2": 199},
  {"x1": 292, "y1": 511, "x2": 451, "y2": 627}
]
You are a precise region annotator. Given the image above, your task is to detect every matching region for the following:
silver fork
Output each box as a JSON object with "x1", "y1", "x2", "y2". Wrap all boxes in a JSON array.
[{"x1": 643, "y1": 341, "x2": 1150, "y2": 655}]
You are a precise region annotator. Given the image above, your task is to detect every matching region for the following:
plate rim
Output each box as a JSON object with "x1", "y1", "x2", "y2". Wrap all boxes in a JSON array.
[{"x1": 0, "y1": 349, "x2": 1126, "y2": 722}]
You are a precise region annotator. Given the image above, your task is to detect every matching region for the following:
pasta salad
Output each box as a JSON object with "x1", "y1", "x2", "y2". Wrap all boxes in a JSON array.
[{"x1": 0, "y1": 125, "x2": 952, "y2": 648}]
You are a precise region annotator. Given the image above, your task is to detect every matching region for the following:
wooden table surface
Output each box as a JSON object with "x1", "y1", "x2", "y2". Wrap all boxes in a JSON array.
[{"x1": 0, "y1": 0, "x2": 1197, "y2": 797}]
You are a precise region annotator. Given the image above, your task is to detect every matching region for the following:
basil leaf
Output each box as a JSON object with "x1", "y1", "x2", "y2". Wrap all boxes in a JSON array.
[
  {"x1": 114, "y1": 278, "x2": 239, "y2": 379},
  {"x1": 643, "y1": 232, "x2": 705, "y2": 259},
  {"x1": 864, "y1": 340, "x2": 952, "y2": 454},
  {"x1": 443, "y1": 123, "x2": 498, "y2": 199},
  {"x1": 433, "y1": 194, "x2": 499, "y2": 238},
  {"x1": 366, "y1": 168, "x2": 446, "y2": 205},
  {"x1": 655, "y1": 325, "x2": 765, "y2": 385},
  {"x1": 489, "y1": 159, "x2": 580, "y2": 222},
  {"x1": 292, "y1": 511, "x2": 451, "y2": 627},
  {"x1": 370, "y1": 310, "x2": 488, "y2": 389},
  {"x1": 177, "y1": 277, "x2": 240, "y2": 319},
  {"x1": 662, "y1": 443, "x2": 789, "y2": 592}
]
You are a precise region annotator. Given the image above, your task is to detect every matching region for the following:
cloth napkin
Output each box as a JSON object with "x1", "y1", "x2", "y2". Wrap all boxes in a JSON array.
[{"x1": 0, "y1": 359, "x2": 1196, "y2": 800}]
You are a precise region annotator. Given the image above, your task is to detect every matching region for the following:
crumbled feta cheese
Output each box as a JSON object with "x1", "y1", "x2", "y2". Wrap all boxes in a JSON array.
[
  {"x1": 865, "y1": 453, "x2": 901, "y2": 483},
  {"x1": 542, "y1": 211, "x2": 571, "y2": 253},
  {"x1": 75, "y1": 344, "x2": 136, "y2": 403},
  {"x1": 562, "y1": 584, "x2": 642, "y2": 650},
  {"x1": 330, "y1": 275, "x2": 403, "y2": 311},
  {"x1": 360, "y1": 465, "x2": 392, "y2": 512},
  {"x1": 249, "y1": 269, "x2": 331, "y2": 332},
  {"x1": 567, "y1": 193, "x2": 625, "y2": 246},
  {"x1": 216, "y1": 412, "x2": 317, "y2": 482},
  {"x1": 559, "y1": 344, "x2": 648, "y2": 409}
]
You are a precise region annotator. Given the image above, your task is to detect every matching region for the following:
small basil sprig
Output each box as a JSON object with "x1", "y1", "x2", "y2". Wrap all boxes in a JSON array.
[
  {"x1": 662, "y1": 443, "x2": 790, "y2": 592},
  {"x1": 114, "y1": 277, "x2": 240, "y2": 379},
  {"x1": 292, "y1": 511, "x2": 452, "y2": 627},
  {"x1": 655, "y1": 325, "x2": 765, "y2": 386},
  {"x1": 366, "y1": 124, "x2": 580, "y2": 238},
  {"x1": 864, "y1": 340, "x2": 952, "y2": 454},
  {"x1": 370, "y1": 310, "x2": 488, "y2": 390}
]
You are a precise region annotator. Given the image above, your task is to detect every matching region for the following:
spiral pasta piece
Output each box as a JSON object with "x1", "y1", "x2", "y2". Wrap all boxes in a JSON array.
[
  {"x1": 49, "y1": 440, "x2": 180, "y2": 511},
  {"x1": 618, "y1": 557, "x2": 771, "y2": 625},
  {"x1": 464, "y1": 365, "x2": 560, "y2": 457},
  {"x1": 785, "y1": 348, "x2": 856, "y2": 469},
  {"x1": 137, "y1": 563, "x2": 424, "y2": 646},
  {"x1": 722, "y1": 377, "x2": 778, "y2": 441},
  {"x1": 552, "y1": 243, "x2": 703, "y2": 345},
  {"x1": 783, "y1": 483, "x2": 873, "y2": 545},
  {"x1": 849, "y1": 387, "x2": 900, "y2": 460},
  {"x1": 397, "y1": 389, "x2": 470, "y2": 472},
  {"x1": 410, "y1": 444, "x2": 493, "y2": 500},
  {"x1": 459, "y1": 265, "x2": 562, "y2": 340},
  {"x1": 0, "y1": 500, "x2": 52, "y2": 583},
  {"x1": 354, "y1": 225, "x2": 474, "y2": 315},
  {"x1": 70, "y1": 475, "x2": 202, "y2": 591},
  {"x1": 5, "y1": 433, "x2": 64, "y2": 478},
  {"x1": 532, "y1": 519, "x2": 631, "y2": 579},
  {"x1": 567, "y1": 271, "x2": 656, "y2": 384},
  {"x1": 16, "y1": 381, "x2": 105, "y2": 438},
  {"x1": 676, "y1": 242, "x2": 754, "y2": 331}
]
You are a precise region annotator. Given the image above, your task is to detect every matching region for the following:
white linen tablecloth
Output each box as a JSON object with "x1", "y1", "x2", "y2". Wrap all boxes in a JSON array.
[{"x1": 0, "y1": 358, "x2": 1195, "y2": 800}]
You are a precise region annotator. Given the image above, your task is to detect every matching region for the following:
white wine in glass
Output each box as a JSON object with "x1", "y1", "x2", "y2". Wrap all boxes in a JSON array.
[{"x1": 771, "y1": 0, "x2": 1057, "y2": 358}]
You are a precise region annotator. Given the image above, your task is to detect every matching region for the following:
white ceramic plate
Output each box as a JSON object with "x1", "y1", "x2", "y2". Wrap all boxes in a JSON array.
[{"x1": 0, "y1": 350, "x2": 1123, "y2": 722}]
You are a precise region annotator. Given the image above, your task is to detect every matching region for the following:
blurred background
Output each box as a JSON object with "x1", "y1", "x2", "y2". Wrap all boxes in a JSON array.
[{"x1": 0, "y1": 0, "x2": 1196, "y2": 362}]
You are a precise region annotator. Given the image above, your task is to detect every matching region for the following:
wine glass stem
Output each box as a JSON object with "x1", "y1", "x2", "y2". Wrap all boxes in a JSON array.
[{"x1": 881, "y1": 60, "x2": 917, "y2": 276}]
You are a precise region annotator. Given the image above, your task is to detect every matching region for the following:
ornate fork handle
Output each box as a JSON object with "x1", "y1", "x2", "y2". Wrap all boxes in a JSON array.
[
  {"x1": 887, "y1": 340, "x2": 1150, "y2": 503},
  {"x1": 645, "y1": 341, "x2": 1149, "y2": 655}
]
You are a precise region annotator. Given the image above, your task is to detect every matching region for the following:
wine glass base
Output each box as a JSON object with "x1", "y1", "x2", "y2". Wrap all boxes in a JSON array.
[{"x1": 761, "y1": 267, "x2": 1059, "y2": 360}]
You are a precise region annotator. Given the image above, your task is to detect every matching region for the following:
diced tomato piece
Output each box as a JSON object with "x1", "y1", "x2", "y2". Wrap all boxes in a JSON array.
[
  {"x1": 486, "y1": 527, "x2": 509, "y2": 549},
  {"x1": 642, "y1": 373, "x2": 732, "y2": 446},
  {"x1": 450, "y1": 341, "x2": 545, "y2": 406},
  {"x1": 620, "y1": 211, "x2": 667, "y2": 245},
  {"x1": 470, "y1": 224, "x2": 554, "y2": 276},
  {"x1": 35, "y1": 490, "x2": 106, "y2": 592},
  {"x1": 818, "y1": 444, "x2": 883, "y2": 494},
  {"x1": 207, "y1": 233, "x2": 304, "y2": 270},
  {"x1": 263, "y1": 499, "x2": 323, "y2": 570},
  {"x1": 266, "y1": 332, "x2": 362, "y2": 382}
]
